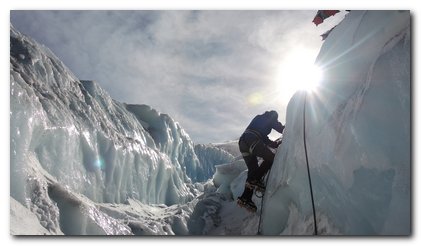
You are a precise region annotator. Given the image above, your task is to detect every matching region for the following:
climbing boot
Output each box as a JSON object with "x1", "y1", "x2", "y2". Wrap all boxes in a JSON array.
[{"x1": 237, "y1": 197, "x2": 257, "y2": 213}]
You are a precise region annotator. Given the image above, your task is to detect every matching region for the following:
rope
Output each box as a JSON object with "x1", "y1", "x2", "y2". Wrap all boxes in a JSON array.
[
  {"x1": 256, "y1": 93, "x2": 317, "y2": 235},
  {"x1": 303, "y1": 92, "x2": 318, "y2": 235},
  {"x1": 257, "y1": 169, "x2": 271, "y2": 235},
  {"x1": 256, "y1": 138, "x2": 281, "y2": 234}
]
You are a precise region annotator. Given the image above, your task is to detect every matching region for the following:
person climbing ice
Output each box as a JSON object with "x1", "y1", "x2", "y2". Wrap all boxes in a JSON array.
[{"x1": 237, "y1": 110, "x2": 284, "y2": 212}]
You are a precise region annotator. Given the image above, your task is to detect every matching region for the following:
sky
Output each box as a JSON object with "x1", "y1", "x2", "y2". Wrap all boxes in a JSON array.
[{"x1": 10, "y1": 10, "x2": 347, "y2": 144}]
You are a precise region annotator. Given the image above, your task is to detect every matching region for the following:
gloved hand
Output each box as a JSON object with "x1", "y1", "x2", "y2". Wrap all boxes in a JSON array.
[{"x1": 269, "y1": 140, "x2": 281, "y2": 148}]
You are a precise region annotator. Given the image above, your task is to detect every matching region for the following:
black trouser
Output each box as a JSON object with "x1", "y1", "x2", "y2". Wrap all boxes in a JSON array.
[{"x1": 238, "y1": 132, "x2": 275, "y2": 200}]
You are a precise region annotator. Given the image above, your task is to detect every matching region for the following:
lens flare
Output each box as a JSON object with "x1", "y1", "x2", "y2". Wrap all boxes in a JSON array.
[
  {"x1": 247, "y1": 92, "x2": 263, "y2": 106},
  {"x1": 95, "y1": 157, "x2": 105, "y2": 170}
]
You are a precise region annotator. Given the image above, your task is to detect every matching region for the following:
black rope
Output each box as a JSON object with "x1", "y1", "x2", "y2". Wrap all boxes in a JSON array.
[
  {"x1": 256, "y1": 138, "x2": 281, "y2": 235},
  {"x1": 257, "y1": 169, "x2": 271, "y2": 235},
  {"x1": 303, "y1": 92, "x2": 318, "y2": 235},
  {"x1": 256, "y1": 94, "x2": 317, "y2": 235}
]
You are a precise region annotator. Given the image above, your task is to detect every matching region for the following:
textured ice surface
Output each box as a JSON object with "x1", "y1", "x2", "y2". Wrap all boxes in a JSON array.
[
  {"x1": 194, "y1": 143, "x2": 236, "y2": 182},
  {"x1": 10, "y1": 25, "x2": 208, "y2": 234},
  {"x1": 9, "y1": 24, "x2": 245, "y2": 235},
  {"x1": 10, "y1": 24, "x2": 202, "y2": 207}
]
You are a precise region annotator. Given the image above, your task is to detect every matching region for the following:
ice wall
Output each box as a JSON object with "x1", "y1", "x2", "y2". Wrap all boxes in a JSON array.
[
  {"x1": 260, "y1": 11, "x2": 410, "y2": 235},
  {"x1": 10, "y1": 25, "x2": 198, "y2": 212},
  {"x1": 194, "y1": 144, "x2": 236, "y2": 181},
  {"x1": 126, "y1": 104, "x2": 205, "y2": 183},
  {"x1": 213, "y1": 159, "x2": 247, "y2": 197},
  {"x1": 125, "y1": 104, "x2": 236, "y2": 182}
]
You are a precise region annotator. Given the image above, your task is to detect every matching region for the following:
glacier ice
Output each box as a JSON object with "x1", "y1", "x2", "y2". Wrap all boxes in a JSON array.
[
  {"x1": 194, "y1": 143, "x2": 236, "y2": 182},
  {"x1": 10, "y1": 197, "x2": 60, "y2": 235},
  {"x1": 260, "y1": 10, "x2": 410, "y2": 235},
  {"x1": 10, "y1": 23, "x2": 205, "y2": 207},
  {"x1": 9, "y1": 23, "x2": 244, "y2": 235},
  {"x1": 9, "y1": 23, "x2": 219, "y2": 234},
  {"x1": 212, "y1": 159, "x2": 247, "y2": 198},
  {"x1": 126, "y1": 103, "x2": 202, "y2": 183}
]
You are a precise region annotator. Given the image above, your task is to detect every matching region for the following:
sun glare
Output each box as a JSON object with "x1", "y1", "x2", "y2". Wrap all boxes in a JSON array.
[
  {"x1": 304, "y1": 65, "x2": 323, "y2": 91},
  {"x1": 275, "y1": 49, "x2": 323, "y2": 101}
]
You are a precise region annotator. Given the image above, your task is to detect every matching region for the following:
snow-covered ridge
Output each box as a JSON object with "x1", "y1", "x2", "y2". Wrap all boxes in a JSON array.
[
  {"x1": 10, "y1": 24, "x2": 204, "y2": 211},
  {"x1": 260, "y1": 10, "x2": 410, "y2": 235}
]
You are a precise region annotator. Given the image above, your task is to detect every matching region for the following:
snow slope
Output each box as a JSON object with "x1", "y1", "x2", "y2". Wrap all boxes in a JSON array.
[{"x1": 259, "y1": 10, "x2": 410, "y2": 235}]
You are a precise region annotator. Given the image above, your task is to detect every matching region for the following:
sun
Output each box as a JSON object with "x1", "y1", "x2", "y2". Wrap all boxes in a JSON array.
[{"x1": 275, "y1": 48, "x2": 323, "y2": 101}]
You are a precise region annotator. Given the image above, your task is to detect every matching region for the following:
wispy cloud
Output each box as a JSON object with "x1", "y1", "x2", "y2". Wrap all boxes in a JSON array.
[{"x1": 11, "y1": 10, "x2": 345, "y2": 143}]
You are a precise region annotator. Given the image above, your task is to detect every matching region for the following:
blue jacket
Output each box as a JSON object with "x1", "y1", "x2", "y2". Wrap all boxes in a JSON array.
[{"x1": 245, "y1": 111, "x2": 284, "y2": 147}]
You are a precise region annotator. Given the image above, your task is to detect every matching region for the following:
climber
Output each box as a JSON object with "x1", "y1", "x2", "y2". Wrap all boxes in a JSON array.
[{"x1": 237, "y1": 110, "x2": 284, "y2": 212}]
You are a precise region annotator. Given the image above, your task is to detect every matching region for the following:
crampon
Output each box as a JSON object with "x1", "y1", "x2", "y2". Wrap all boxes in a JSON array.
[{"x1": 237, "y1": 197, "x2": 257, "y2": 213}]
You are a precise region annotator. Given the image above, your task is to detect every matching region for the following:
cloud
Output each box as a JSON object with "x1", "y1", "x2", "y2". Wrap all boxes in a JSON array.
[{"x1": 11, "y1": 10, "x2": 341, "y2": 143}]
